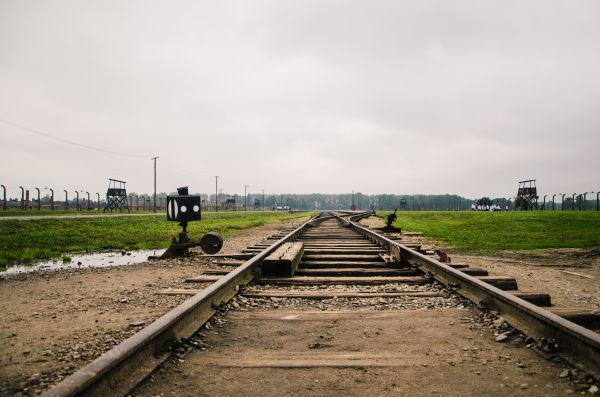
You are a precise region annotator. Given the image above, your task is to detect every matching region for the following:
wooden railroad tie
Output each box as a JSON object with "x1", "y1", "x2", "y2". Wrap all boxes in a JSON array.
[
  {"x1": 254, "y1": 275, "x2": 430, "y2": 285},
  {"x1": 261, "y1": 242, "x2": 304, "y2": 277},
  {"x1": 241, "y1": 289, "x2": 444, "y2": 299}
]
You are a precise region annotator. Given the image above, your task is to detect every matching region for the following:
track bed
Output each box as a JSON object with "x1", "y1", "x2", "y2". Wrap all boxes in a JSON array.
[
  {"x1": 41, "y1": 213, "x2": 600, "y2": 397},
  {"x1": 133, "y1": 217, "x2": 583, "y2": 396}
]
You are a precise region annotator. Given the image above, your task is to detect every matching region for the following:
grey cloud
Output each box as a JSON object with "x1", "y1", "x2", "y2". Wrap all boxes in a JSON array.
[{"x1": 1, "y1": 1, "x2": 598, "y2": 198}]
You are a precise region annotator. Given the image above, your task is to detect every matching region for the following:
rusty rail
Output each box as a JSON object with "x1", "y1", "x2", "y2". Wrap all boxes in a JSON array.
[
  {"x1": 342, "y1": 212, "x2": 600, "y2": 380},
  {"x1": 43, "y1": 213, "x2": 324, "y2": 397}
]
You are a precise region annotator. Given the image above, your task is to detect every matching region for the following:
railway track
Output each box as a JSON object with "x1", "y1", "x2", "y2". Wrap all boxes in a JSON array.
[{"x1": 44, "y1": 212, "x2": 600, "y2": 396}]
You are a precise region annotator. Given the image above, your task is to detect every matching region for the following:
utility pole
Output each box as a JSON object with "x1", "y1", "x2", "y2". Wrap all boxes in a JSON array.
[
  {"x1": 215, "y1": 176, "x2": 219, "y2": 212},
  {"x1": 152, "y1": 157, "x2": 158, "y2": 212},
  {"x1": 244, "y1": 185, "x2": 249, "y2": 211},
  {"x1": 262, "y1": 189, "x2": 265, "y2": 211}
]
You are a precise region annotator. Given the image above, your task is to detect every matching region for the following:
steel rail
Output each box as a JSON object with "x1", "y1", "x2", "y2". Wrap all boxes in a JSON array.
[
  {"x1": 43, "y1": 213, "x2": 324, "y2": 397},
  {"x1": 342, "y1": 212, "x2": 600, "y2": 379}
]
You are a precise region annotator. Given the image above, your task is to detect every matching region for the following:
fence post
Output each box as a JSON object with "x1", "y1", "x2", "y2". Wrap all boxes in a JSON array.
[
  {"x1": 19, "y1": 186, "x2": 24, "y2": 210},
  {"x1": 1, "y1": 185, "x2": 6, "y2": 210},
  {"x1": 35, "y1": 187, "x2": 41, "y2": 210},
  {"x1": 541, "y1": 195, "x2": 546, "y2": 210},
  {"x1": 47, "y1": 188, "x2": 54, "y2": 210}
]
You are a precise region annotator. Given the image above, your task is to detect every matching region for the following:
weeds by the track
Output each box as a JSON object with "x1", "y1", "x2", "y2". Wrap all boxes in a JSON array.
[
  {"x1": 0, "y1": 211, "x2": 314, "y2": 268},
  {"x1": 377, "y1": 210, "x2": 600, "y2": 253}
]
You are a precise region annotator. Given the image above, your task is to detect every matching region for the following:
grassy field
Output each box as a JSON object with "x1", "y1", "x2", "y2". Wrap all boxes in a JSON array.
[
  {"x1": 0, "y1": 209, "x2": 159, "y2": 217},
  {"x1": 378, "y1": 211, "x2": 600, "y2": 253},
  {"x1": 0, "y1": 211, "x2": 314, "y2": 268}
]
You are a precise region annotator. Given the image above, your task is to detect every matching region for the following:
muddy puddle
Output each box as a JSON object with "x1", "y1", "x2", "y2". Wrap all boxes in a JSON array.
[{"x1": 2, "y1": 249, "x2": 166, "y2": 275}]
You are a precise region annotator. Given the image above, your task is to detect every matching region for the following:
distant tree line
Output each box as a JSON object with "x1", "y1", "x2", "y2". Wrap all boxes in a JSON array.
[
  {"x1": 134, "y1": 192, "x2": 517, "y2": 211},
  {"x1": 12, "y1": 190, "x2": 597, "y2": 211},
  {"x1": 238, "y1": 193, "x2": 482, "y2": 211}
]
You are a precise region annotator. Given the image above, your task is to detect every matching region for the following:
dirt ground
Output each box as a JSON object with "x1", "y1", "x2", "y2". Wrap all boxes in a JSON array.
[
  {"x1": 132, "y1": 216, "x2": 600, "y2": 396},
  {"x1": 0, "y1": 217, "x2": 307, "y2": 396},
  {"x1": 1, "y1": 214, "x2": 599, "y2": 396},
  {"x1": 135, "y1": 307, "x2": 578, "y2": 397},
  {"x1": 360, "y1": 216, "x2": 600, "y2": 310},
  {"x1": 454, "y1": 250, "x2": 600, "y2": 310}
]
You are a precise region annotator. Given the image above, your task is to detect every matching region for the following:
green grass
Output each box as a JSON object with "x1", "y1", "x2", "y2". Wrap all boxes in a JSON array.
[
  {"x1": 0, "y1": 211, "x2": 315, "y2": 268},
  {"x1": 378, "y1": 211, "x2": 600, "y2": 253},
  {"x1": 0, "y1": 209, "x2": 159, "y2": 217}
]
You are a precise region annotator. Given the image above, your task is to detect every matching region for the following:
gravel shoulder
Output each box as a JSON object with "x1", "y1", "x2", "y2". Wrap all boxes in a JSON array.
[
  {"x1": 360, "y1": 215, "x2": 600, "y2": 310},
  {"x1": 453, "y1": 251, "x2": 600, "y2": 310},
  {"x1": 134, "y1": 283, "x2": 582, "y2": 397},
  {"x1": 0, "y1": 217, "x2": 307, "y2": 396}
]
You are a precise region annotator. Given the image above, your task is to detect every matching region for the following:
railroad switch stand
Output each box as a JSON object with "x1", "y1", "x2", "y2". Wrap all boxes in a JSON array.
[
  {"x1": 158, "y1": 186, "x2": 223, "y2": 259},
  {"x1": 385, "y1": 209, "x2": 401, "y2": 233}
]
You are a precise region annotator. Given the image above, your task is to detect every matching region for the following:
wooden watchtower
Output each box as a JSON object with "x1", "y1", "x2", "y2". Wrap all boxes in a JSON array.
[
  {"x1": 516, "y1": 179, "x2": 539, "y2": 210},
  {"x1": 104, "y1": 179, "x2": 130, "y2": 213}
]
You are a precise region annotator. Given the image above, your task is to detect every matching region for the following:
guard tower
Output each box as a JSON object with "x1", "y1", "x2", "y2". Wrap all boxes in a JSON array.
[
  {"x1": 516, "y1": 179, "x2": 539, "y2": 210},
  {"x1": 104, "y1": 179, "x2": 130, "y2": 213},
  {"x1": 224, "y1": 195, "x2": 236, "y2": 210}
]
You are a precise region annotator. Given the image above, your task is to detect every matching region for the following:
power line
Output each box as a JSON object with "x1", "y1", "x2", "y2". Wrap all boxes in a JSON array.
[
  {"x1": 160, "y1": 160, "x2": 214, "y2": 178},
  {"x1": 0, "y1": 117, "x2": 254, "y2": 193},
  {"x1": 0, "y1": 116, "x2": 152, "y2": 158}
]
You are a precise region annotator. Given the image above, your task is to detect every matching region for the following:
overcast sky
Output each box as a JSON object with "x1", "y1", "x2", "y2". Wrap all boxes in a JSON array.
[{"x1": 1, "y1": 1, "x2": 599, "y2": 199}]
